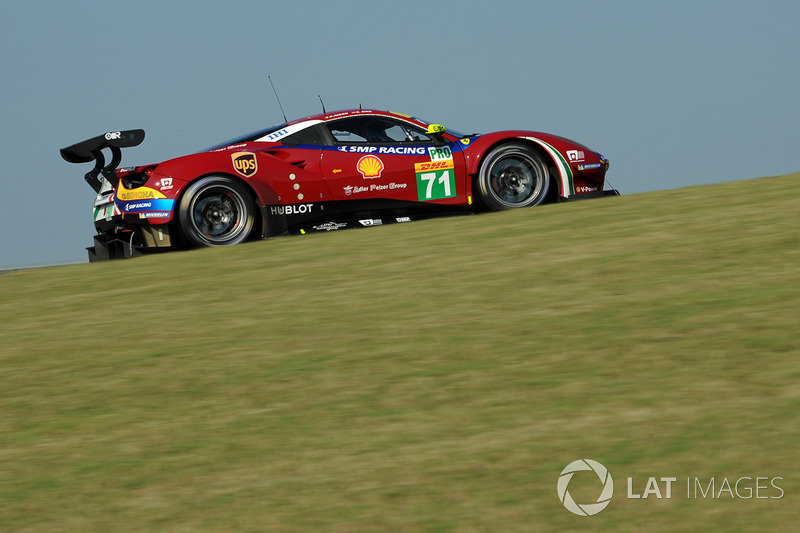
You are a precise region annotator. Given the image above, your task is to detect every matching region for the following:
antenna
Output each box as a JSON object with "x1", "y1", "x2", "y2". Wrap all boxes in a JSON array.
[
  {"x1": 318, "y1": 95, "x2": 326, "y2": 114},
  {"x1": 267, "y1": 76, "x2": 288, "y2": 123}
]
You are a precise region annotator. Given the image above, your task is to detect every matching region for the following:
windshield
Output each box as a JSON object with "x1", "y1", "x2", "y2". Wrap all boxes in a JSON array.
[{"x1": 202, "y1": 123, "x2": 288, "y2": 152}]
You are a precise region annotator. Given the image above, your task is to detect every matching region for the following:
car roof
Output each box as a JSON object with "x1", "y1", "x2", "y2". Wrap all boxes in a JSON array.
[
  {"x1": 204, "y1": 109, "x2": 436, "y2": 151},
  {"x1": 288, "y1": 109, "x2": 426, "y2": 127}
]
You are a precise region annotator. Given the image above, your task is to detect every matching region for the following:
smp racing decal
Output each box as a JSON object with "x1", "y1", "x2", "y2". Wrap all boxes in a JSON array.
[
  {"x1": 116, "y1": 198, "x2": 176, "y2": 214},
  {"x1": 336, "y1": 145, "x2": 430, "y2": 156},
  {"x1": 232, "y1": 152, "x2": 257, "y2": 177}
]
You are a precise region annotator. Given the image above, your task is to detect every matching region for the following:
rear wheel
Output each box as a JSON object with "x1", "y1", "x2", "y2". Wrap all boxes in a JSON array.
[
  {"x1": 476, "y1": 143, "x2": 550, "y2": 210},
  {"x1": 178, "y1": 176, "x2": 256, "y2": 247}
]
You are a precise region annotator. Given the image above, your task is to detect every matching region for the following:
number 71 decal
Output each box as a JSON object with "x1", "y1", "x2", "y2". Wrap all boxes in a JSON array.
[{"x1": 415, "y1": 160, "x2": 456, "y2": 201}]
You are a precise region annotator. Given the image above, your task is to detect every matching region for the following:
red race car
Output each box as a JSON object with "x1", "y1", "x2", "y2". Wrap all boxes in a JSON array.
[{"x1": 61, "y1": 108, "x2": 617, "y2": 261}]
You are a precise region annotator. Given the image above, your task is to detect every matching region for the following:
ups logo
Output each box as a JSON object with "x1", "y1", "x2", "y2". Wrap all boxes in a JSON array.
[{"x1": 232, "y1": 152, "x2": 257, "y2": 177}]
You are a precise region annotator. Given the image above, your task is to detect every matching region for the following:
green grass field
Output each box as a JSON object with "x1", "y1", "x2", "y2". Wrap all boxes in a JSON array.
[{"x1": 1, "y1": 174, "x2": 798, "y2": 532}]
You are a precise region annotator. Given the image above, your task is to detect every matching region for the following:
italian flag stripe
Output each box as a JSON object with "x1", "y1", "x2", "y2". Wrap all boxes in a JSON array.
[{"x1": 522, "y1": 137, "x2": 575, "y2": 197}]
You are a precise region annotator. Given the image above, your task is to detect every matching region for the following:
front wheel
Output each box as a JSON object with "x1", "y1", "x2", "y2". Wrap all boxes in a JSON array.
[
  {"x1": 476, "y1": 143, "x2": 550, "y2": 210},
  {"x1": 177, "y1": 176, "x2": 256, "y2": 247}
]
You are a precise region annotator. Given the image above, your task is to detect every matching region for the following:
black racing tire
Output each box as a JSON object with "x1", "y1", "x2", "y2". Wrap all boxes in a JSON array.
[
  {"x1": 476, "y1": 143, "x2": 550, "y2": 210},
  {"x1": 177, "y1": 176, "x2": 256, "y2": 247}
]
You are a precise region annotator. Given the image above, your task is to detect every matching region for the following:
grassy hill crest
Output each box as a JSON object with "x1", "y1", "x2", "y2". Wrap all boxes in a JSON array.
[{"x1": 1, "y1": 174, "x2": 798, "y2": 531}]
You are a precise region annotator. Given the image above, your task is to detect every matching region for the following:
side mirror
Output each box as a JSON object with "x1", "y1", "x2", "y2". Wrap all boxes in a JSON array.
[{"x1": 426, "y1": 124, "x2": 447, "y2": 145}]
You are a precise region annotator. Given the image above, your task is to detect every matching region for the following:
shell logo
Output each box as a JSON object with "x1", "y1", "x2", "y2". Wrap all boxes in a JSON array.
[{"x1": 357, "y1": 155, "x2": 384, "y2": 179}]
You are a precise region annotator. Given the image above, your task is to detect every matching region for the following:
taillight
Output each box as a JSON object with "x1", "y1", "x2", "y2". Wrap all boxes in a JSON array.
[{"x1": 117, "y1": 164, "x2": 157, "y2": 189}]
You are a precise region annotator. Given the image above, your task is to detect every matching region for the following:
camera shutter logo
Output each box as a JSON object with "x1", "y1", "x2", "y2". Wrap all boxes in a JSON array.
[{"x1": 557, "y1": 459, "x2": 614, "y2": 516}]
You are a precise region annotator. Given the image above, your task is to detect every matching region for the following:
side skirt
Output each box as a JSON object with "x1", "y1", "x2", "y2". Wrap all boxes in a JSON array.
[{"x1": 261, "y1": 199, "x2": 473, "y2": 237}]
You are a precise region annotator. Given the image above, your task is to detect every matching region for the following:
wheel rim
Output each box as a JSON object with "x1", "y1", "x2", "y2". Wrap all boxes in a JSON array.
[
  {"x1": 487, "y1": 152, "x2": 546, "y2": 206},
  {"x1": 189, "y1": 185, "x2": 247, "y2": 244}
]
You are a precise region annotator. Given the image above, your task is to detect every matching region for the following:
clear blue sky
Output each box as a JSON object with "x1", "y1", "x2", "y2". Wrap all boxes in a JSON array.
[{"x1": 1, "y1": 0, "x2": 797, "y2": 268}]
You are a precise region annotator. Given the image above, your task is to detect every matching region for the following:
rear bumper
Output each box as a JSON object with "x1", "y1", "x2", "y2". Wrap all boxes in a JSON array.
[
  {"x1": 88, "y1": 182, "x2": 177, "y2": 261},
  {"x1": 87, "y1": 232, "x2": 140, "y2": 262},
  {"x1": 87, "y1": 223, "x2": 175, "y2": 262}
]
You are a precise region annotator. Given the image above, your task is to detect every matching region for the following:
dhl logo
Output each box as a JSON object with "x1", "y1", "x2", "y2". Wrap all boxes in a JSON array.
[
  {"x1": 232, "y1": 152, "x2": 257, "y2": 177},
  {"x1": 414, "y1": 160, "x2": 454, "y2": 173}
]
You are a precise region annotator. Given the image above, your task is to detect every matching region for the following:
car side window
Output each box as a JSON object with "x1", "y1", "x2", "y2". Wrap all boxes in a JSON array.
[
  {"x1": 282, "y1": 125, "x2": 327, "y2": 147},
  {"x1": 382, "y1": 123, "x2": 430, "y2": 142},
  {"x1": 329, "y1": 119, "x2": 369, "y2": 143},
  {"x1": 327, "y1": 117, "x2": 431, "y2": 144}
]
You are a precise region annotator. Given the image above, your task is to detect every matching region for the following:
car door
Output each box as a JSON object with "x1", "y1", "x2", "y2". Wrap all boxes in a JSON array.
[{"x1": 319, "y1": 116, "x2": 467, "y2": 207}]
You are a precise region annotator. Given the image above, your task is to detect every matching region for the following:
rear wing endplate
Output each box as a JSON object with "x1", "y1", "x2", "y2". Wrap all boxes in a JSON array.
[{"x1": 60, "y1": 129, "x2": 145, "y2": 192}]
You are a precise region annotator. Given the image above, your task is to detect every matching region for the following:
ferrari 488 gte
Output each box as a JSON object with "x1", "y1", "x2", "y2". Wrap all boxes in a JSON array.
[{"x1": 61, "y1": 108, "x2": 617, "y2": 261}]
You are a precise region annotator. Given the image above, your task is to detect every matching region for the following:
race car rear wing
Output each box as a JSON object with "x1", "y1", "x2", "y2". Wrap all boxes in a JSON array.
[{"x1": 60, "y1": 129, "x2": 145, "y2": 192}]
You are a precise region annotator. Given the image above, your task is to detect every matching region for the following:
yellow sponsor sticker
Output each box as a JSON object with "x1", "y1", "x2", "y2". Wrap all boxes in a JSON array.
[
  {"x1": 115, "y1": 185, "x2": 166, "y2": 201},
  {"x1": 414, "y1": 159, "x2": 455, "y2": 173}
]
